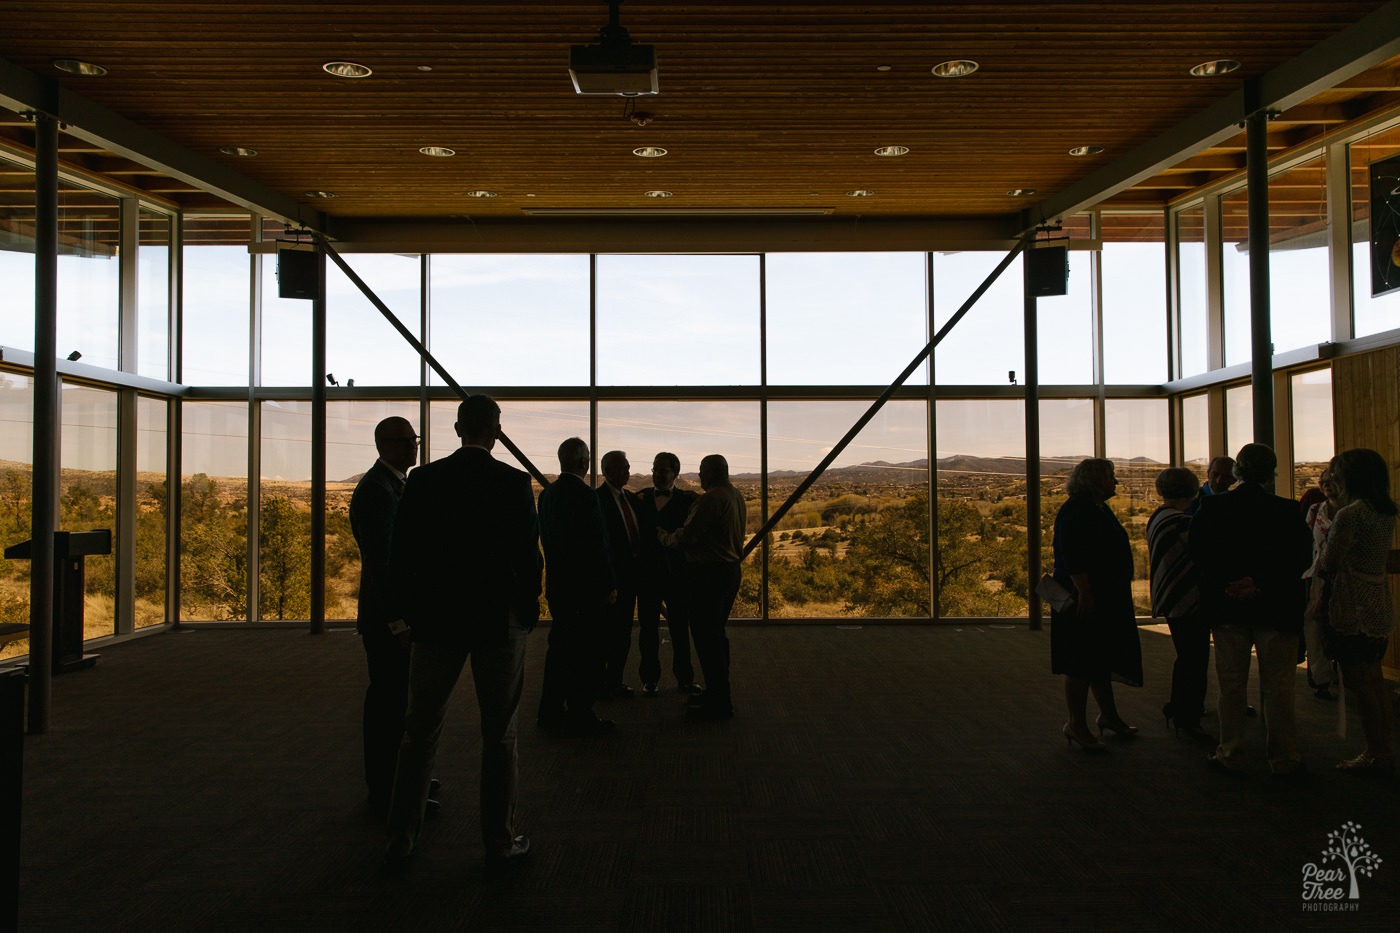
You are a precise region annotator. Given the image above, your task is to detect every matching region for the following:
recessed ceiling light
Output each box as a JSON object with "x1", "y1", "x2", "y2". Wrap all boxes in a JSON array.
[
  {"x1": 846, "y1": 189, "x2": 875, "y2": 197},
  {"x1": 1190, "y1": 59, "x2": 1241, "y2": 77},
  {"x1": 1006, "y1": 188, "x2": 1036, "y2": 196},
  {"x1": 304, "y1": 190, "x2": 336, "y2": 199},
  {"x1": 416, "y1": 65, "x2": 433, "y2": 72},
  {"x1": 1068, "y1": 145, "x2": 1104, "y2": 156},
  {"x1": 464, "y1": 190, "x2": 498, "y2": 198},
  {"x1": 322, "y1": 61, "x2": 373, "y2": 78},
  {"x1": 644, "y1": 190, "x2": 672, "y2": 198},
  {"x1": 219, "y1": 146, "x2": 257, "y2": 157},
  {"x1": 873, "y1": 146, "x2": 909, "y2": 157},
  {"x1": 633, "y1": 146, "x2": 668, "y2": 158},
  {"x1": 931, "y1": 60, "x2": 979, "y2": 78},
  {"x1": 52, "y1": 59, "x2": 106, "y2": 76},
  {"x1": 875, "y1": 65, "x2": 892, "y2": 72},
  {"x1": 419, "y1": 146, "x2": 455, "y2": 157}
]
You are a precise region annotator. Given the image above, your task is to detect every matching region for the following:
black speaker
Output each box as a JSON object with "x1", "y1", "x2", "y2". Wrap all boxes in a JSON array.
[
  {"x1": 1026, "y1": 244, "x2": 1069, "y2": 297},
  {"x1": 277, "y1": 249, "x2": 319, "y2": 300}
]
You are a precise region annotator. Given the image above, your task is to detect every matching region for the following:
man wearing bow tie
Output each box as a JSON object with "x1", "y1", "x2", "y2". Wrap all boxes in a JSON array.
[
  {"x1": 597, "y1": 450, "x2": 641, "y2": 698},
  {"x1": 634, "y1": 452, "x2": 701, "y2": 697},
  {"x1": 349, "y1": 415, "x2": 423, "y2": 820}
]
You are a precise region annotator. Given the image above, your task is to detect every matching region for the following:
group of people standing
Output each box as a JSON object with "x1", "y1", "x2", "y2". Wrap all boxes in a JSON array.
[
  {"x1": 1051, "y1": 442, "x2": 1397, "y2": 778},
  {"x1": 348, "y1": 396, "x2": 747, "y2": 872}
]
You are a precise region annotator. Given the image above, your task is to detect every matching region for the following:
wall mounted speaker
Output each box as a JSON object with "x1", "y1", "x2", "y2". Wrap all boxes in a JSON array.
[
  {"x1": 277, "y1": 249, "x2": 319, "y2": 300},
  {"x1": 1027, "y1": 245, "x2": 1069, "y2": 297}
]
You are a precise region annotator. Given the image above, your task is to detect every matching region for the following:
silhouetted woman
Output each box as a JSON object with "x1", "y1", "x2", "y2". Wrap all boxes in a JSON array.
[
  {"x1": 1051, "y1": 458, "x2": 1143, "y2": 751},
  {"x1": 1319, "y1": 448, "x2": 1397, "y2": 774}
]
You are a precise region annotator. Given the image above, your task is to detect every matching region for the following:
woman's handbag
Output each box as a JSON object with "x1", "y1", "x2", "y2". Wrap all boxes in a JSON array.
[{"x1": 1035, "y1": 574, "x2": 1076, "y2": 613}]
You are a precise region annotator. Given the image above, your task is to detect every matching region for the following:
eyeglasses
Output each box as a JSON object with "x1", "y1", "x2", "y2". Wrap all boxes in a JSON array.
[{"x1": 388, "y1": 435, "x2": 421, "y2": 446}]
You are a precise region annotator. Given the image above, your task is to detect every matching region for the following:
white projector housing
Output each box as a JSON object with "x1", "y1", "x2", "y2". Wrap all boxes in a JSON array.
[{"x1": 569, "y1": 43, "x2": 659, "y2": 96}]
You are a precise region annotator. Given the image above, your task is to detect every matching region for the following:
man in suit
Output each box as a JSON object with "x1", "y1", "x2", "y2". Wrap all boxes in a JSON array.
[
  {"x1": 349, "y1": 415, "x2": 429, "y2": 820},
  {"x1": 634, "y1": 451, "x2": 702, "y2": 696},
  {"x1": 661, "y1": 454, "x2": 747, "y2": 721},
  {"x1": 537, "y1": 437, "x2": 617, "y2": 735},
  {"x1": 1190, "y1": 443, "x2": 1311, "y2": 776},
  {"x1": 597, "y1": 450, "x2": 641, "y2": 698},
  {"x1": 384, "y1": 395, "x2": 542, "y2": 872}
]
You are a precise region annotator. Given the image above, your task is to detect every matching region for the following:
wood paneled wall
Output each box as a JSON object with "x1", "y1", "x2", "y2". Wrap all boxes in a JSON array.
[{"x1": 1331, "y1": 346, "x2": 1400, "y2": 678}]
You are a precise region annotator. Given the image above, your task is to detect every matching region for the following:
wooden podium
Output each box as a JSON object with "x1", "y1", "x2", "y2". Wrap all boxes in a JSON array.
[{"x1": 3, "y1": 529, "x2": 110, "y2": 674}]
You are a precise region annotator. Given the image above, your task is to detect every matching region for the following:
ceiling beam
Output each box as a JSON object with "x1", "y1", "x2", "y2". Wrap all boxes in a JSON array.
[
  {"x1": 0, "y1": 54, "x2": 322, "y2": 231},
  {"x1": 1022, "y1": 0, "x2": 1400, "y2": 234}
]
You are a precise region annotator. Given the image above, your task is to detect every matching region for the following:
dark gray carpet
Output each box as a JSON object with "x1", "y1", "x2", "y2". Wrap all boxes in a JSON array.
[{"x1": 16, "y1": 623, "x2": 1400, "y2": 931}]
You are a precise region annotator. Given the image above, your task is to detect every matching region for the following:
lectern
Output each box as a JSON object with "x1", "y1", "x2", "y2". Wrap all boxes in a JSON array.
[{"x1": 3, "y1": 529, "x2": 110, "y2": 674}]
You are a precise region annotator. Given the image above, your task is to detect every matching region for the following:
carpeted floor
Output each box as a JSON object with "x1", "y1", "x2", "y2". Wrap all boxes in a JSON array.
[{"x1": 14, "y1": 623, "x2": 1400, "y2": 931}]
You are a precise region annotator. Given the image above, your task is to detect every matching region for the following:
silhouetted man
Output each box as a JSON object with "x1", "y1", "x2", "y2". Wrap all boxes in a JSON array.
[
  {"x1": 1187, "y1": 455, "x2": 1235, "y2": 516},
  {"x1": 634, "y1": 451, "x2": 701, "y2": 696},
  {"x1": 537, "y1": 437, "x2": 617, "y2": 735},
  {"x1": 349, "y1": 415, "x2": 427, "y2": 820},
  {"x1": 1191, "y1": 443, "x2": 1310, "y2": 776},
  {"x1": 597, "y1": 449, "x2": 640, "y2": 697},
  {"x1": 661, "y1": 454, "x2": 746, "y2": 720},
  {"x1": 385, "y1": 395, "x2": 541, "y2": 872}
]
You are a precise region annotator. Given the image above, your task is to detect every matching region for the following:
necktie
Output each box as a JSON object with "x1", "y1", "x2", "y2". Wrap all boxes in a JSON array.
[{"x1": 619, "y1": 491, "x2": 640, "y2": 548}]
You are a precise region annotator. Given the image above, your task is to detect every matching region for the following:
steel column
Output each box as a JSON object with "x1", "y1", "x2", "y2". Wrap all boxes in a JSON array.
[
  {"x1": 310, "y1": 248, "x2": 327, "y2": 634},
  {"x1": 1246, "y1": 102, "x2": 1276, "y2": 455},
  {"x1": 1024, "y1": 254, "x2": 1043, "y2": 631}
]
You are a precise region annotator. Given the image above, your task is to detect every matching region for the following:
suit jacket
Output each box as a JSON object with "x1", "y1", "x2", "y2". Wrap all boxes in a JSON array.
[
  {"x1": 389, "y1": 446, "x2": 542, "y2": 650},
  {"x1": 538, "y1": 473, "x2": 615, "y2": 610},
  {"x1": 349, "y1": 459, "x2": 403, "y2": 635},
  {"x1": 1190, "y1": 482, "x2": 1311, "y2": 631},
  {"x1": 597, "y1": 483, "x2": 642, "y2": 586},
  {"x1": 634, "y1": 486, "x2": 699, "y2": 580}
]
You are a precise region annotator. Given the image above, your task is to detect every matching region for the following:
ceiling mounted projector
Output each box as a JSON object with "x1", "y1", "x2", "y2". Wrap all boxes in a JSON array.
[{"x1": 569, "y1": 0, "x2": 658, "y2": 96}]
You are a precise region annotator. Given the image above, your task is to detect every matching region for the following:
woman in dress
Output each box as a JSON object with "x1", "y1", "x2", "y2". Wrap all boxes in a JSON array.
[
  {"x1": 1051, "y1": 458, "x2": 1143, "y2": 751},
  {"x1": 1301, "y1": 469, "x2": 1342, "y2": 700},
  {"x1": 1319, "y1": 448, "x2": 1397, "y2": 774}
]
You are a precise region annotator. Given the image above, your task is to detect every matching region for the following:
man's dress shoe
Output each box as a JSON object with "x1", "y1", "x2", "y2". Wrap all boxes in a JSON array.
[
  {"x1": 680, "y1": 681, "x2": 704, "y2": 695},
  {"x1": 485, "y1": 835, "x2": 531, "y2": 875},
  {"x1": 642, "y1": 682, "x2": 659, "y2": 697}
]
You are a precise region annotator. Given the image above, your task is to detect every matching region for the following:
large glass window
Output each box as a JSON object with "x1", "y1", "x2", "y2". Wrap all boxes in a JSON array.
[
  {"x1": 1224, "y1": 383, "x2": 1253, "y2": 458},
  {"x1": 1180, "y1": 393, "x2": 1209, "y2": 468},
  {"x1": 428, "y1": 399, "x2": 590, "y2": 486},
  {"x1": 259, "y1": 251, "x2": 313, "y2": 387},
  {"x1": 259, "y1": 401, "x2": 311, "y2": 621},
  {"x1": 134, "y1": 396, "x2": 168, "y2": 627},
  {"x1": 1036, "y1": 251, "x2": 1094, "y2": 386},
  {"x1": 0, "y1": 154, "x2": 36, "y2": 354},
  {"x1": 328, "y1": 253, "x2": 422, "y2": 388},
  {"x1": 0, "y1": 372, "x2": 33, "y2": 660},
  {"x1": 934, "y1": 399, "x2": 1026, "y2": 617},
  {"x1": 430, "y1": 254, "x2": 590, "y2": 387},
  {"x1": 59, "y1": 383, "x2": 118, "y2": 639},
  {"x1": 932, "y1": 251, "x2": 1023, "y2": 385},
  {"x1": 1101, "y1": 214, "x2": 1168, "y2": 384},
  {"x1": 137, "y1": 210, "x2": 171, "y2": 381},
  {"x1": 1176, "y1": 204, "x2": 1208, "y2": 378},
  {"x1": 182, "y1": 216, "x2": 251, "y2": 386},
  {"x1": 57, "y1": 190, "x2": 121, "y2": 372},
  {"x1": 1349, "y1": 124, "x2": 1400, "y2": 339},
  {"x1": 596, "y1": 255, "x2": 760, "y2": 385},
  {"x1": 766, "y1": 253, "x2": 928, "y2": 385},
  {"x1": 765, "y1": 400, "x2": 929, "y2": 618},
  {"x1": 180, "y1": 401, "x2": 249, "y2": 620},
  {"x1": 1105, "y1": 398, "x2": 1170, "y2": 614},
  {"x1": 1291, "y1": 368, "x2": 1334, "y2": 499}
]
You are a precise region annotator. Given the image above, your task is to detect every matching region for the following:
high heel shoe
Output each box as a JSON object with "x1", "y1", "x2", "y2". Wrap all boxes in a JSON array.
[
  {"x1": 1063, "y1": 722, "x2": 1107, "y2": 753},
  {"x1": 1096, "y1": 714, "x2": 1138, "y2": 737}
]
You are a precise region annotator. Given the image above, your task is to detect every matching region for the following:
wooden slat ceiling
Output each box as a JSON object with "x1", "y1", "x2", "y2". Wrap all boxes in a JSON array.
[{"x1": 0, "y1": 1, "x2": 1398, "y2": 245}]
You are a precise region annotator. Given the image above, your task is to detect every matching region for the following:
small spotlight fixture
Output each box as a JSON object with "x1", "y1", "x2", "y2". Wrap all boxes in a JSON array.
[
  {"x1": 846, "y1": 189, "x2": 875, "y2": 198},
  {"x1": 464, "y1": 190, "x2": 498, "y2": 198},
  {"x1": 304, "y1": 190, "x2": 336, "y2": 199},
  {"x1": 219, "y1": 146, "x2": 257, "y2": 157},
  {"x1": 346, "y1": 379, "x2": 355, "y2": 387},
  {"x1": 1008, "y1": 370, "x2": 1016, "y2": 385},
  {"x1": 66, "y1": 350, "x2": 82, "y2": 362},
  {"x1": 1006, "y1": 188, "x2": 1036, "y2": 196},
  {"x1": 419, "y1": 146, "x2": 456, "y2": 157},
  {"x1": 875, "y1": 64, "x2": 892, "y2": 72},
  {"x1": 1068, "y1": 145, "x2": 1104, "y2": 156},
  {"x1": 322, "y1": 61, "x2": 373, "y2": 78},
  {"x1": 873, "y1": 145, "x2": 909, "y2": 157},
  {"x1": 52, "y1": 59, "x2": 106, "y2": 76},
  {"x1": 1190, "y1": 59, "x2": 1241, "y2": 77},
  {"x1": 416, "y1": 65, "x2": 434, "y2": 72},
  {"x1": 931, "y1": 60, "x2": 979, "y2": 78},
  {"x1": 326, "y1": 373, "x2": 339, "y2": 386},
  {"x1": 643, "y1": 190, "x2": 672, "y2": 198},
  {"x1": 633, "y1": 146, "x2": 668, "y2": 158}
]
